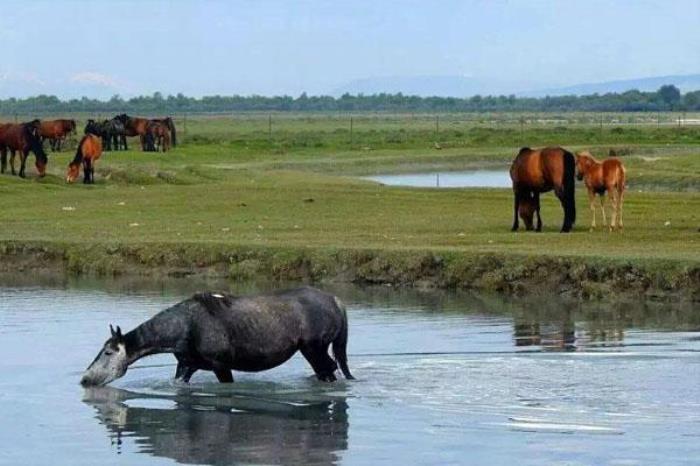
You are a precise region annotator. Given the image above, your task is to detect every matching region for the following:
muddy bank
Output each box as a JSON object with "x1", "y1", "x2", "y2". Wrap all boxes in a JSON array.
[{"x1": 0, "y1": 241, "x2": 698, "y2": 302}]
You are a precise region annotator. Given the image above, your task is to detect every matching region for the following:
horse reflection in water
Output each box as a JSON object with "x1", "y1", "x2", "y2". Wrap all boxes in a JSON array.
[
  {"x1": 512, "y1": 302, "x2": 626, "y2": 350},
  {"x1": 83, "y1": 386, "x2": 349, "y2": 466}
]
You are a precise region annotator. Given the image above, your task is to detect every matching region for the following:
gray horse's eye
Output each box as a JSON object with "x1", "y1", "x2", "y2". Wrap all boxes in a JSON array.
[{"x1": 104, "y1": 350, "x2": 114, "y2": 356}]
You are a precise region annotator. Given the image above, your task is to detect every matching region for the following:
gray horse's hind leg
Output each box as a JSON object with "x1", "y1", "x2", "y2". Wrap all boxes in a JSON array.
[
  {"x1": 174, "y1": 360, "x2": 198, "y2": 383},
  {"x1": 301, "y1": 343, "x2": 338, "y2": 382},
  {"x1": 214, "y1": 369, "x2": 233, "y2": 383}
]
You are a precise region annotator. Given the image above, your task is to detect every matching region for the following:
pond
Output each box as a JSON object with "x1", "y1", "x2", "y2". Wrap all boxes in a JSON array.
[
  {"x1": 1, "y1": 277, "x2": 699, "y2": 465},
  {"x1": 363, "y1": 170, "x2": 511, "y2": 188}
]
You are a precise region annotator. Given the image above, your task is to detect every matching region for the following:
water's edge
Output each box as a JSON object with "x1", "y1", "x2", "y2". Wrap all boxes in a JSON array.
[{"x1": 1, "y1": 240, "x2": 697, "y2": 302}]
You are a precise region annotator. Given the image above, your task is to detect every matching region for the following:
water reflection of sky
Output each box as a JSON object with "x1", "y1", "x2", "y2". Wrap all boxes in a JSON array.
[{"x1": 363, "y1": 170, "x2": 511, "y2": 188}]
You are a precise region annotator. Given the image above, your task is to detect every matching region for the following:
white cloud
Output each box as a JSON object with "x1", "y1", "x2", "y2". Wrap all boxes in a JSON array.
[
  {"x1": 0, "y1": 70, "x2": 46, "y2": 86},
  {"x1": 69, "y1": 71, "x2": 120, "y2": 88}
]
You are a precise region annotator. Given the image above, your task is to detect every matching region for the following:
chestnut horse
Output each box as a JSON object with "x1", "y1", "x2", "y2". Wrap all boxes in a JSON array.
[
  {"x1": 115, "y1": 114, "x2": 176, "y2": 150},
  {"x1": 146, "y1": 121, "x2": 171, "y2": 152},
  {"x1": 0, "y1": 120, "x2": 48, "y2": 178},
  {"x1": 510, "y1": 147, "x2": 576, "y2": 232},
  {"x1": 66, "y1": 134, "x2": 102, "y2": 184},
  {"x1": 39, "y1": 119, "x2": 76, "y2": 151},
  {"x1": 575, "y1": 151, "x2": 626, "y2": 231}
]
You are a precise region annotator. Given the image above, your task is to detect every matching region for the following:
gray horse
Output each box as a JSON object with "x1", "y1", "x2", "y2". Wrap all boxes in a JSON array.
[{"x1": 81, "y1": 287, "x2": 354, "y2": 386}]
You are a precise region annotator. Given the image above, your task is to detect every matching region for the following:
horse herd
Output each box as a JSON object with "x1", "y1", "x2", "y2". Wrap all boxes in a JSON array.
[
  {"x1": 0, "y1": 117, "x2": 626, "y2": 230},
  {"x1": 0, "y1": 114, "x2": 177, "y2": 184},
  {"x1": 510, "y1": 146, "x2": 626, "y2": 232}
]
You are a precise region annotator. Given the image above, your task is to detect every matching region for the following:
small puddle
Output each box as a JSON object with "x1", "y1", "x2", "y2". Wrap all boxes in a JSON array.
[{"x1": 363, "y1": 170, "x2": 511, "y2": 188}]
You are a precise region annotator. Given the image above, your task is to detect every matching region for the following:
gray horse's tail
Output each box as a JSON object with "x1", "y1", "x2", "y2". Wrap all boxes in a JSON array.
[{"x1": 331, "y1": 296, "x2": 354, "y2": 380}]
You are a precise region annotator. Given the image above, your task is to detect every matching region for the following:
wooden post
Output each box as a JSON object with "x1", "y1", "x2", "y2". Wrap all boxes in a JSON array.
[
  {"x1": 14, "y1": 113, "x2": 18, "y2": 123},
  {"x1": 183, "y1": 113, "x2": 187, "y2": 141},
  {"x1": 350, "y1": 116, "x2": 354, "y2": 148},
  {"x1": 268, "y1": 114, "x2": 272, "y2": 143},
  {"x1": 519, "y1": 116, "x2": 524, "y2": 135},
  {"x1": 435, "y1": 115, "x2": 439, "y2": 137}
]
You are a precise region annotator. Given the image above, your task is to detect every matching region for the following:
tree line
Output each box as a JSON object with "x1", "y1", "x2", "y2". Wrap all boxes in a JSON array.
[{"x1": 1, "y1": 85, "x2": 698, "y2": 114}]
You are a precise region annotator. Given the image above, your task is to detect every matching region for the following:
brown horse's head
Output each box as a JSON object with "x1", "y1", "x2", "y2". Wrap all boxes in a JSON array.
[
  {"x1": 66, "y1": 163, "x2": 80, "y2": 183},
  {"x1": 575, "y1": 151, "x2": 595, "y2": 181}
]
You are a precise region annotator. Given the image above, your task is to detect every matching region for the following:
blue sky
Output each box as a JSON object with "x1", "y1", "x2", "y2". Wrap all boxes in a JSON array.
[{"x1": 1, "y1": 0, "x2": 698, "y2": 98}]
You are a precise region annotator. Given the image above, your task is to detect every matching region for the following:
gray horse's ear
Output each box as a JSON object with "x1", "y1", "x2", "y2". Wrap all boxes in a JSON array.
[{"x1": 110, "y1": 324, "x2": 116, "y2": 337}]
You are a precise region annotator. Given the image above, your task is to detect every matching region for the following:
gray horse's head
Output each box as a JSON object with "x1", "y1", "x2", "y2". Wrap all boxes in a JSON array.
[{"x1": 81, "y1": 325, "x2": 129, "y2": 387}]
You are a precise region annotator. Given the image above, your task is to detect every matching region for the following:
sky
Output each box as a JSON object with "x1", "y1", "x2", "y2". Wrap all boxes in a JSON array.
[{"x1": 0, "y1": 0, "x2": 698, "y2": 98}]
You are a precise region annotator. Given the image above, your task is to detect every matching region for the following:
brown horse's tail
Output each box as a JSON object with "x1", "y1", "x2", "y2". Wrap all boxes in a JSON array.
[
  {"x1": 71, "y1": 135, "x2": 88, "y2": 166},
  {"x1": 562, "y1": 149, "x2": 577, "y2": 232}
]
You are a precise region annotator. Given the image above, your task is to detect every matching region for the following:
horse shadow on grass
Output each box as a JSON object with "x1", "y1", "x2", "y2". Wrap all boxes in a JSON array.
[{"x1": 83, "y1": 384, "x2": 349, "y2": 466}]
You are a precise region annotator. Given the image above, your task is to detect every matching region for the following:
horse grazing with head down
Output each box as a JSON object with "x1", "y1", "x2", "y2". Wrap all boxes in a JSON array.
[
  {"x1": 66, "y1": 134, "x2": 102, "y2": 184},
  {"x1": 510, "y1": 146, "x2": 576, "y2": 232},
  {"x1": 575, "y1": 151, "x2": 626, "y2": 231},
  {"x1": 0, "y1": 120, "x2": 48, "y2": 178},
  {"x1": 39, "y1": 119, "x2": 76, "y2": 151}
]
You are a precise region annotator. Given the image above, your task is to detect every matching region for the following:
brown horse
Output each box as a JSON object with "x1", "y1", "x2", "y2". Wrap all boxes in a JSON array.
[
  {"x1": 147, "y1": 121, "x2": 171, "y2": 152},
  {"x1": 575, "y1": 151, "x2": 626, "y2": 231},
  {"x1": 151, "y1": 117, "x2": 177, "y2": 147},
  {"x1": 39, "y1": 119, "x2": 76, "y2": 151},
  {"x1": 115, "y1": 114, "x2": 177, "y2": 151},
  {"x1": 510, "y1": 147, "x2": 576, "y2": 232},
  {"x1": 66, "y1": 134, "x2": 102, "y2": 184},
  {"x1": 0, "y1": 120, "x2": 48, "y2": 178}
]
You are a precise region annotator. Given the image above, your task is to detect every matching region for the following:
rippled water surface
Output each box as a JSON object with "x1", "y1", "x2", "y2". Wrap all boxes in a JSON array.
[{"x1": 1, "y1": 278, "x2": 699, "y2": 465}]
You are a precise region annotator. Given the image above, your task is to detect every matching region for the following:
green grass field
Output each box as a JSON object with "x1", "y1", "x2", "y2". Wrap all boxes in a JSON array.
[{"x1": 0, "y1": 113, "x2": 698, "y2": 297}]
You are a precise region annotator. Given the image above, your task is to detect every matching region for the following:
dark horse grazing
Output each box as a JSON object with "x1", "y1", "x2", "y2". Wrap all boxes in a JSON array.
[
  {"x1": 66, "y1": 134, "x2": 103, "y2": 184},
  {"x1": 81, "y1": 287, "x2": 354, "y2": 386},
  {"x1": 510, "y1": 147, "x2": 576, "y2": 232},
  {"x1": 39, "y1": 119, "x2": 76, "y2": 151},
  {"x1": 0, "y1": 120, "x2": 48, "y2": 177}
]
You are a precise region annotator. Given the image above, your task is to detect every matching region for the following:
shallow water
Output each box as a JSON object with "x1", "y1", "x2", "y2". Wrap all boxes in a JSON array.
[
  {"x1": 363, "y1": 170, "x2": 511, "y2": 188},
  {"x1": 1, "y1": 279, "x2": 699, "y2": 465}
]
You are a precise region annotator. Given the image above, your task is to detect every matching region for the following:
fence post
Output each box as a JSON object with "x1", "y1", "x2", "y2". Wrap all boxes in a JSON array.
[
  {"x1": 435, "y1": 115, "x2": 439, "y2": 138},
  {"x1": 268, "y1": 114, "x2": 272, "y2": 143},
  {"x1": 14, "y1": 113, "x2": 18, "y2": 123},
  {"x1": 183, "y1": 113, "x2": 187, "y2": 142},
  {"x1": 350, "y1": 116, "x2": 354, "y2": 148}
]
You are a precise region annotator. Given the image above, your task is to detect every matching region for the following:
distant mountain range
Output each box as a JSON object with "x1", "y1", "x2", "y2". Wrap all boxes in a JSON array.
[
  {"x1": 333, "y1": 73, "x2": 700, "y2": 98},
  {"x1": 522, "y1": 74, "x2": 700, "y2": 97}
]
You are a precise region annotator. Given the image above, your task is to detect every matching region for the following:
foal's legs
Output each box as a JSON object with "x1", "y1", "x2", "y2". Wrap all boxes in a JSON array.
[
  {"x1": 598, "y1": 195, "x2": 607, "y2": 228},
  {"x1": 608, "y1": 186, "x2": 618, "y2": 231},
  {"x1": 616, "y1": 186, "x2": 624, "y2": 230},
  {"x1": 0, "y1": 147, "x2": 6, "y2": 174}
]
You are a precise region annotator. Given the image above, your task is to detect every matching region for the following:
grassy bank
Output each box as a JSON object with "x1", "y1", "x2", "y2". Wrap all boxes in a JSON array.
[{"x1": 0, "y1": 114, "x2": 698, "y2": 299}]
